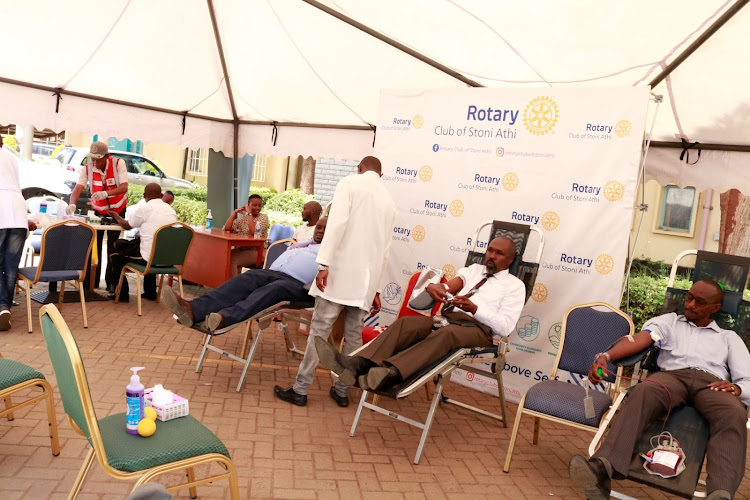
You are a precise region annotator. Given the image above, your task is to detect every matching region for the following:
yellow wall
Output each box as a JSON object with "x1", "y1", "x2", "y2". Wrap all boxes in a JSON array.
[
  {"x1": 629, "y1": 180, "x2": 721, "y2": 264},
  {"x1": 143, "y1": 143, "x2": 187, "y2": 180},
  {"x1": 252, "y1": 155, "x2": 289, "y2": 192}
]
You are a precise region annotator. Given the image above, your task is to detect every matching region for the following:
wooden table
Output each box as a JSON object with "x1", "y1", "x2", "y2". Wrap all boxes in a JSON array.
[{"x1": 182, "y1": 229, "x2": 268, "y2": 289}]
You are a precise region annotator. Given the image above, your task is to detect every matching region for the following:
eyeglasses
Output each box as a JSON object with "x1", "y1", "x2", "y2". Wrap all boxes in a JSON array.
[{"x1": 685, "y1": 292, "x2": 721, "y2": 308}]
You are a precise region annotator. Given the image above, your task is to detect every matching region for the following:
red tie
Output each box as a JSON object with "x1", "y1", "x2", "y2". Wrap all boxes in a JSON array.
[{"x1": 443, "y1": 274, "x2": 488, "y2": 313}]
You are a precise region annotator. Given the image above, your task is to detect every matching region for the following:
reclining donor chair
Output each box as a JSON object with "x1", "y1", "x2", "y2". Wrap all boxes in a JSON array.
[
  {"x1": 349, "y1": 220, "x2": 544, "y2": 464},
  {"x1": 589, "y1": 249, "x2": 750, "y2": 499}
]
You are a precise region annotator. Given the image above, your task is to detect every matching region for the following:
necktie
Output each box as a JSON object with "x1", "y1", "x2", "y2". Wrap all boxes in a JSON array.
[{"x1": 443, "y1": 274, "x2": 489, "y2": 313}]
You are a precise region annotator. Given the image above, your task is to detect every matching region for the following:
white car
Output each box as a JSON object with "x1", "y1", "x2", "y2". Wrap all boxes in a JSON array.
[
  {"x1": 53, "y1": 147, "x2": 196, "y2": 190},
  {"x1": 4, "y1": 145, "x2": 79, "y2": 200}
]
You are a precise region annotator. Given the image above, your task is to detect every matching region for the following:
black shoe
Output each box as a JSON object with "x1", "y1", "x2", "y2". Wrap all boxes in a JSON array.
[
  {"x1": 569, "y1": 455, "x2": 612, "y2": 500},
  {"x1": 329, "y1": 387, "x2": 349, "y2": 408},
  {"x1": 106, "y1": 284, "x2": 116, "y2": 300},
  {"x1": 141, "y1": 292, "x2": 158, "y2": 301},
  {"x1": 366, "y1": 366, "x2": 402, "y2": 390},
  {"x1": 273, "y1": 386, "x2": 307, "y2": 407}
]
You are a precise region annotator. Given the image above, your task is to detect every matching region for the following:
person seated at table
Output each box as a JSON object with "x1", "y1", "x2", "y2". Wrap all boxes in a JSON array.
[
  {"x1": 162, "y1": 190, "x2": 175, "y2": 205},
  {"x1": 162, "y1": 217, "x2": 327, "y2": 332},
  {"x1": 314, "y1": 236, "x2": 525, "y2": 391},
  {"x1": 224, "y1": 194, "x2": 269, "y2": 278},
  {"x1": 104, "y1": 183, "x2": 177, "y2": 302},
  {"x1": 569, "y1": 279, "x2": 750, "y2": 500},
  {"x1": 292, "y1": 201, "x2": 322, "y2": 242}
]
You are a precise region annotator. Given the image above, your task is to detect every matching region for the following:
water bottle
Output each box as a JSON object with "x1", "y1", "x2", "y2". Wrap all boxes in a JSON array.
[
  {"x1": 39, "y1": 199, "x2": 47, "y2": 213},
  {"x1": 254, "y1": 220, "x2": 261, "y2": 239},
  {"x1": 205, "y1": 209, "x2": 212, "y2": 230}
]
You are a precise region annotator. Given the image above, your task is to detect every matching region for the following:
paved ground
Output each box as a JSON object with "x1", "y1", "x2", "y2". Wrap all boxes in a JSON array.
[{"x1": 1, "y1": 281, "x2": 750, "y2": 499}]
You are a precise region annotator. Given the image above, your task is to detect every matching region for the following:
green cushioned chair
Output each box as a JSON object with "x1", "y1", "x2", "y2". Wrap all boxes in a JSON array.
[
  {"x1": 0, "y1": 353, "x2": 60, "y2": 456},
  {"x1": 115, "y1": 222, "x2": 194, "y2": 316},
  {"x1": 39, "y1": 304, "x2": 239, "y2": 499}
]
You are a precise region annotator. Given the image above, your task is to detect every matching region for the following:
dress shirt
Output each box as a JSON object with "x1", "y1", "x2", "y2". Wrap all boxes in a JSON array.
[
  {"x1": 644, "y1": 312, "x2": 750, "y2": 405},
  {"x1": 455, "y1": 264, "x2": 526, "y2": 338},
  {"x1": 269, "y1": 243, "x2": 321, "y2": 285},
  {"x1": 0, "y1": 148, "x2": 28, "y2": 229},
  {"x1": 127, "y1": 199, "x2": 178, "y2": 260},
  {"x1": 292, "y1": 224, "x2": 315, "y2": 242}
]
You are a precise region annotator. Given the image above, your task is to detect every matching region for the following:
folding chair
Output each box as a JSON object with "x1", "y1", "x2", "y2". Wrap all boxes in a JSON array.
[
  {"x1": 17, "y1": 220, "x2": 95, "y2": 333},
  {"x1": 195, "y1": 239, "x2": 314, "y2": 392},
  {"x1": 350, "y1": 220, "x2": 544, "y2": 464},
  {"x1": 503, "y1": 302, "x2": 634, "y2": 472},
  {"x1": 39, "y1": 305, "x2": 240, "y2": 499},
  {"x1": 589, "y1": 249, "x2": 750, "y2": 499},
  {"x1": 115, "y1": 222, "x2": 195, "y2": 316},
  {"x1": 268, "y1": 224, "x2": 294, "y2": 244},
  {"x1": 0, "y1": 352, "x2": 60, "y2": 456}
]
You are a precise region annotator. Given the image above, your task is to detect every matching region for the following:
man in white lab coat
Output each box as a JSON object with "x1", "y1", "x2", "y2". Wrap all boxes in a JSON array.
[{"x1": 274, "y1": 156, "x2": 397, "y2": 407}]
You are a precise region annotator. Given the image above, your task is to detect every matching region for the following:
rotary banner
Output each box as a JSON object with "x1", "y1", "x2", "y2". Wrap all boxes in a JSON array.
[{"x1": 374, "y1": 87, "x2": 649, "y2": 403}]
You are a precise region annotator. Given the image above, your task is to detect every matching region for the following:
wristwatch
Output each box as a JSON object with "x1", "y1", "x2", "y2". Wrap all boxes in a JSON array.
[{"x1": 318, "y1": 264, "x2": 329, "y2": 271}]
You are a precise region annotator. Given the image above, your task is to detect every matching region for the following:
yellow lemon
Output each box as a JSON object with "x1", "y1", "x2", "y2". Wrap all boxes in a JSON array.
[
  {"x1": 137, "y1": 418, "x2": 156, "y2": 437},
  {"x1": 144, "y1": 407, "x2": 158, "y2": 421}
]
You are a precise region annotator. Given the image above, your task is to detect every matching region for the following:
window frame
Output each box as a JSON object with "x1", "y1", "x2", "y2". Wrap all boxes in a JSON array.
[{"x1": 653, "y1": 185, "x2": 700, "y2": 238}]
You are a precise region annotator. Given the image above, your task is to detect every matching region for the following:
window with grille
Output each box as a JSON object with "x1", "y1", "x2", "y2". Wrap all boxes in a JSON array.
[
  {"x1": 658, "y1": 185, "x2": 697, "y2": 233},
  {"x1": 252, "y1": 154, "x2": 267, "y2": 182},
  {"x1": 187, "y1": 148, "x2": 208, "y2": 177}
]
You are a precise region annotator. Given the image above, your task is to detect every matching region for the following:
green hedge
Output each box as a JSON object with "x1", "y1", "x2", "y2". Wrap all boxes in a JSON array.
[{"x1": 622, "y1": 274, "x2": 692, "y2": 331}]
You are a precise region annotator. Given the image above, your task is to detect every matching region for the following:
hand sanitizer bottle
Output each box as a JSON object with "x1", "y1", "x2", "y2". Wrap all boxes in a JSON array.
[
  {"x1": 126, "y1": 367, "x2": 145, "y2": 435},
  {"x1": 205, "y1": 209, "x2": 213, "y2": 230}
]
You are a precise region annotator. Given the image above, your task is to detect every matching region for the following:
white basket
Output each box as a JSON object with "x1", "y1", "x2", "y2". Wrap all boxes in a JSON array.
[{"x1": 144, "y1": 387, "x2": 189, "y2": 421}]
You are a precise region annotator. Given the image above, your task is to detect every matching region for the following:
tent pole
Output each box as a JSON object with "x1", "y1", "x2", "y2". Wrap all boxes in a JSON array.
[
  {"x1": 233, "y1": 121, "x2": 239, "y2": 209},
  {"x1": 650, "y1": 141, "x2": 750, "y2": 153},
  {"x1": 300, "y1": 0, "x2": 482, "y2": 88},
  {"x1": 649, "y1": 0, "x2": 750, "y2": 88}
]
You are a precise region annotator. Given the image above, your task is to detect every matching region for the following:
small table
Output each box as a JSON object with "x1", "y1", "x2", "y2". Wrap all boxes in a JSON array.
[{"x1": 182, "y1": 229, "x2": 268, "y2": 289}]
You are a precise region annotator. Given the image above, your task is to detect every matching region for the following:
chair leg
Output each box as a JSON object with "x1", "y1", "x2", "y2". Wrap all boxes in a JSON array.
[
  {"x1": 42, "y1": 381, "x2": 61, "y2": 456},
  {"x1": 503, "y1": 395, "x2": 528, "y2": 473},
  {"x1": 78, "y1": 281, "x2": 88, "y2": 329},
  {"x1": 156, "y1": 274, "x2": 164, "y2": 304},
  {"x1": 178, "y1": 275, "x2": 184, "y2": 297},
  {"x1": 494, "y1": 358, "x2": 508, "y2": 427},
  {"x1": 25, "y1": 279, "x2": 33, "y2": 333},
  {"x1": 69, "y1": 447, "x2": 96, "y2": 499},
  {"x1": 136, "y1": 272, "x2": 143, "y2": 316},
  {"x1": 115, "y1": 269, "x2": 126, "y2": 304},
  {"x1": 532, "y1": 417, "x2": 541, "y2": 445},
  {"x1": 58, "y1": 281, "x2": 66, "y2": 311},
  {"x1": 4, "y1": 395, "x2": 14, "y2": 421},
  {"x1": 186, "y1": 467, "x2": 197, "y2": 499}
]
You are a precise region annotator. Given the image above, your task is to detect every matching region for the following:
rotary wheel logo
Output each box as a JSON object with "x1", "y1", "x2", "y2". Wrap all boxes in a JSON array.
[
  {"x1": 465, "y1": 372, "x2": 475, "y2": 381},
  {"x1": 411, "y1": 225, "x2": 426, "y2": 242},
  {"x1": 516, "y1": 315, "x2": 540, "y2": 342},
  {"x1": 614, "y1": 120, "x2": 631, "y2": 138},
  {"x1": 442, "y1": 264, "x2": 456, "y2": 280},
  {"x1": 531, "y1": 283, "x2": 548, "y2": 303},
  {"x1": 502, "y1": 172, "x2": 519, "y2": 191},
  {"x1": 548, "y1": 322, "x2": 562, "y2": 350},
  {"x1": 412, "y1": 115, "x2": 424, "y2": 129},
  {"x1": 418, "y1": 165, "x2": 433, "y2": 182},
  {"x1": 523, "y1": 96, "x2": 559, "y2": 136},
  {"x1": 449, "y1": 200, "x2": 464, "y2": 217},
  {"x1": 541, "y1": 211, "x2": 560, "y2": 231},
  {"x1": 595, "y1": 254, "x2": 615, "y2": 275},
  {"x1": 603, "y1": 180, "x2": 624, "y2": 201}
]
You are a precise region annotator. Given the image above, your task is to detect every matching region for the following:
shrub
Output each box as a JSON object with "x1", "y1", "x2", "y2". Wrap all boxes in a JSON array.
[
  {"x1": 172, "y1": 198, "x2": 206, "y2": 226},
  {"x1": 622, "y1": 273, "x2": 692, "y2": 330},
  {"x1": 248, "y1": 187, "x2": 277, "y2": 206},
  {"x1": 264, "y1": 188, "x2": 313, "y2": 214},
  {"x1": 267, "y1": 210, "x2": 302, "y2": 228}
]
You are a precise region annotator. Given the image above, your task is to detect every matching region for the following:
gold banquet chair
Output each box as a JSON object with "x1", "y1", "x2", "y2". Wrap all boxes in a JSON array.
[{"x1": 39, "y1": 304, "x2": 240, "y2": 499}]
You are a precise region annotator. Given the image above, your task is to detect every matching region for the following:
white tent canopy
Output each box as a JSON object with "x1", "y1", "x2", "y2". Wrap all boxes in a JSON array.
[{"x1": 1, "y1": 0, "x2": 749, "y2": 182}]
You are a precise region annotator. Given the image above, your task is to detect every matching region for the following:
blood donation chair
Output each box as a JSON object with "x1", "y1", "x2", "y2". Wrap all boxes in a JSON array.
[
  {"x1": 193, "y1": 239, "x2": 315, "y2": 392},
  {"x1": 589, "y1": 250, "x2": 750, "y2": 499},
  {"x1": 349, "y1": 220, "x2": 544, "y2": 464}
]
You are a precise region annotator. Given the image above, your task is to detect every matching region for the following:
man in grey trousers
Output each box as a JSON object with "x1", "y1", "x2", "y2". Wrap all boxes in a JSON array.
[{"x1": 274, "y1": 156, "x2": 397, "y2": 407}]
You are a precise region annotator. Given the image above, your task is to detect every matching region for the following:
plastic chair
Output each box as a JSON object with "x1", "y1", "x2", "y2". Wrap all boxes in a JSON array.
[
  {"x1": 349, "y1": 220, "x2": 545, "y2": 464},
  {"x1": 38, "y1": 304, "x2": 240, "y2": 499},
  {"x1": 263, "y1": 238, "x2": 293, "y2": 269},
  {"x1": 268, "y1": 224, "x2": 294, "y2": 244},
  {"x1": 115, "y1": 223, "x2": 194, "y2": 316},
  {"x1": 17, "y1": 220, "x2": 95, "y2": 333},
  {"x1": 589, "y1": 249, "x2": 750, "y2": 499},
  {"x1": 0, "y1": 352, "x2": 60, "y2": 456},
  {"x1": 503, "y1": 302, "x2": 634, "y2": 473}
]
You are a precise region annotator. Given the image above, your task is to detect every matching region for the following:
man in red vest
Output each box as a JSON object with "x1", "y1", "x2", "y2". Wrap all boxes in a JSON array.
[{"x1": 68, "y1": 141, "x2": 128, "y2": 289}]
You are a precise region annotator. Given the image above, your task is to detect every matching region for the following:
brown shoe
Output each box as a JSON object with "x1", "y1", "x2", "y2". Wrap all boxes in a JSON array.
[
  {"x1": 162, "y1": 287, "x2": 194, "y2": 327},
  {"x1": 569, "y1": 455, "x2": 612, "y2": 500},
  {"x1": 206, "y1": 313, "x2": 225, "y2": 332},
  {"x1": 366, "y1": 366, "x2": 402, "y2": 390}
]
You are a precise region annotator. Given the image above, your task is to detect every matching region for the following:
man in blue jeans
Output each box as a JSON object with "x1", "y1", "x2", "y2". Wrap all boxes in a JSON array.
[
  {"x1": 162, "y1": 217, "x2": 327, "y2": 332},
  {"x1": 0, "y1": 138, "x2": 36, "y2": 331}
]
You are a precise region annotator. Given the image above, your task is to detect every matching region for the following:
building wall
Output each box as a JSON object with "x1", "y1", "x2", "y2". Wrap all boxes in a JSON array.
[
  {"x1": 314, "y1": 158, "x2": 359, "y2": 205},
  {"x1": 629, "y1": 180, "x2": 721, "y2": 264},
  {"x1": 251, "y1": 155, "x2": 289, "y2": 192}
]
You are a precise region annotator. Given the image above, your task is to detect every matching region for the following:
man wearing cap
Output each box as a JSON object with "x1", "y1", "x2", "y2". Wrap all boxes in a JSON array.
[{"x1": 68, "y1": 141, "x2": 128, "y2": 288}]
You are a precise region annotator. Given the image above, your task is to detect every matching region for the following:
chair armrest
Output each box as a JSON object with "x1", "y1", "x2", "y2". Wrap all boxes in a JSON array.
[{"x1": 614, "y1": 346, "x2": 654, "y2": 368}]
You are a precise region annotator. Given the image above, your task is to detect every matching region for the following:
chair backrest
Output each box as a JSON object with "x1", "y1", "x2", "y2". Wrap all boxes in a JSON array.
[
  {"x1": 268, "y1": 224, "x2": 294, "y2": 243},
  {"x1": 662, "y1": 250, "x2": 750, "y2": 350},
  {"x1": 396, "y1": 271, "x2": 446, "y2": 319},
  {"x1": 146, "y1": 223, "x2": 195, "y2": 272},
  {"x1": 553, "y1": 303, "x2": 634, "y2": 383},
  {"x1": 464, "y1": 220, "x2": 544, "y2": 303},
  {"x1": 263, "y1": 238, "x2": 293, "y2": 269},
  {"x1": 37, "y1": 221, "x2": 95, "y2": 277}
]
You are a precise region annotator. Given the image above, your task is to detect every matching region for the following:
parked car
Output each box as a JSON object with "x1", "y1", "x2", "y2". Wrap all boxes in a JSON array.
[
  {"x1": 31, "y1": 143, "x2": 57, "y2": 161},
  {"x1": 5, "y1": 145, "x2": 81, "y2": 205},
  {"x1": 53, "y1": 147, "x2": 196, "y2": 190}
]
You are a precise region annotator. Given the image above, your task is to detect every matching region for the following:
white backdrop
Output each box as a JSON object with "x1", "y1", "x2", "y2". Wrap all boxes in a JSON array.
[{"x1": 373, "y1": 87, "x2": 649, "y2": 402}]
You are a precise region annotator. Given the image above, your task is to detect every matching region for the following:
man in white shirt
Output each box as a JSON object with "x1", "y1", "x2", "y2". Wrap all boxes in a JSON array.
[
  {"x1": 315, "y1": 237, "x2": 526, "y2": 390},
  {"x1": 292, "y1": 201, "x2": 322, "y2": 242},
  {"x1": 0, "y1": 140, "x2": 36, "y2": 330},
  {"x1": 275, "y1": 156, "x2": 397, "y2": 408},
  {"x1": 105, "y1": 183, "x2": 177, "y2": 302}
]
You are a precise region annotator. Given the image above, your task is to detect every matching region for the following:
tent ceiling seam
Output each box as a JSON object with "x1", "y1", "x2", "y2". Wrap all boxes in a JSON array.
[
  {"x1": 664, "y1": 73, "x2": 686, "y2": 140},
  {"x1": 184, "y1": 76, "x2": 227, "y2": 114}
]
